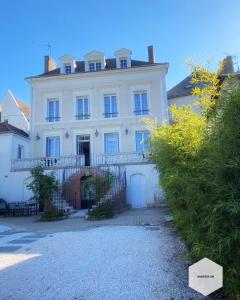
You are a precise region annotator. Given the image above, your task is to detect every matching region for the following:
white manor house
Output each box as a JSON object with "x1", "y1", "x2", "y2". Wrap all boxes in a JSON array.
[{"x1": 0, "y1": 46, "x2": 169, "y2": 210}]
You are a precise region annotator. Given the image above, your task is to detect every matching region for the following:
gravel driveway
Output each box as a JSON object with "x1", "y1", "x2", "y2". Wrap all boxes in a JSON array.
[{"x1": 0, "y1": 210, "x2": 203, "y2": 300}]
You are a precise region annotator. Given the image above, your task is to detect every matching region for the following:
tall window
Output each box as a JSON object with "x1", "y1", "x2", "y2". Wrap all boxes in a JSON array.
[
  {"x1": 89, "y1": 61, "x2": 101, "y2": 71},
  {"x1": 135, "y1": 131, "x2": 150, "y2": 152},
  {"x1": 17, "y1": 145, "x2": 24, "y2": 159},
  {"x1": 104, "y1": 133, "x2": 119, "y2": 153},
  {"x1": 120, "y1": 58, "x2": 127, "y2": 68},
  {"x1": 134, "y1": 92, "x2": 149, "y2": 115},
  {"x1": 76, "y1": 97, "x2": 90, "y2": 120},
  {"x1": 104, "y1": 95, "x2": 118, "y2": 118},
  {"x1": 64, "y1": 65, "x2": 71, "y2": 74},
  {"x1": 46, "y1": 137, "x2": 60, "y2": 157},
  {"x1": 47, "y1": 99, "x2": 60, "y2": 122}
]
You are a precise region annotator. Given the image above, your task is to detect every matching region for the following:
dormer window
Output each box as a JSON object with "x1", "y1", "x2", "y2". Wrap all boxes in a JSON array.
[
  {"x1": 64, "y1": 65, "x2": 71, "y2": 74},
  {"x1": 115, "y1": 48, "x2": 132, "y2": 69},
  {"x1": 89, "y1": 61, "x2": 102, "y2": 72},
  {"x1": 60, "y1": 55, "x2": 76, "y2": 74},
  {"x1": 84, "y1": 50, "x2": 105, "y2": 72},
  {"x1": 120, "y1": 58, "x2": 127, "y2": 69}
]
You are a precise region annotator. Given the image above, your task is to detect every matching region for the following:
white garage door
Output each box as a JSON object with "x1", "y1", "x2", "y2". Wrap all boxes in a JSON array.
[{"x1": 130, "y1": 173, "x2": 147, "y2": 208}]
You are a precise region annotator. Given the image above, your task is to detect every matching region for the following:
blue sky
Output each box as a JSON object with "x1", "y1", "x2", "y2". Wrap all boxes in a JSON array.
[{"x1": 0, "y1": 0, "x2": 240, "y2": 104}]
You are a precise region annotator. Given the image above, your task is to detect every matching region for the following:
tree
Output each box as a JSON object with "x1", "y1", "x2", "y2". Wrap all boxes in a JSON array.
[{"x1": 27, "y1": 165, "x2": 59, "y2": 212}]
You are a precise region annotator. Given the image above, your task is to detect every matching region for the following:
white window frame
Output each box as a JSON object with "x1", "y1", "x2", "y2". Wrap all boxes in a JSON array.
[
  {"x1": 103, "y1": 94, "x2": 118, "y2": 118},
  {"x1": 46, "y1": 98, "x2": 60, "y2": 122},
  {"x1": 76, "y1": 97, "x2": 90, "y2": 120},
  {"x1": 89, "y1": 61, "x2": 101, "y2": 71},
  {"x1": 133, "y1": 91, "x2": 149, "y2": 116}
]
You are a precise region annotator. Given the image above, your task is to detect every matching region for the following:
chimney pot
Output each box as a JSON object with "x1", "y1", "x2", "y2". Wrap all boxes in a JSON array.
[
  {"x1": 222, "y1": 56, "x2": 234, "y2": 74},
  {"x1": 148, "y1": 45, "x2": 154, "y2": 64},
  {"x1": 44, "y1": 55, "x2": 56, "y2": 73}
]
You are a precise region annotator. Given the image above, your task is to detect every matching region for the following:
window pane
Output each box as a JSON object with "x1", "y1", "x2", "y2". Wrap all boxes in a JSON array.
[
  {"x1": 134, "y1": 94, "x2": 141, "y2": 114},
  {"x1": 84, "y1": 98, "x2": 89, "y2": 115},
  {"x1": 77, "y1": 99, "x2": 83, "y2": 115},
  {"x1": 89, "y1": 63, "x2": 95, "y2": 71},
  {"x1": 96, "y1": 62, "x2": 101, "y2": 70},
  {"x1": 55, "y1": 101, "x2": 59, "y2": 118},
  {"x1": 111, "y1": 95, "x2": 117, "y2": 115},
  {"x1": 135, "y1": 132, "x2": 143, "y2": 152},
  {"x1": 141, "y1": 92, "x2": 148, "y2": 113},
  {"x1": 46, "y1": 137, "x2": 60, "y2": 157},
  {"x1": 104, "y1": 96, "x2": 110, "y2": 117},
  {"x1": 143, "y1": 131, "x2": 150, "y2": 151}
]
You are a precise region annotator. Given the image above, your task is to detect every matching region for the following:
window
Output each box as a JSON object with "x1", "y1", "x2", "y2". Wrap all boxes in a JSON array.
[
  {"x1": 104, "y1": 95, "x2": 118, "y2": 118},
  {"x1": 89, "y1": 61, "x2": 101, "y2": 71},
  {"x1": 46, "y1": 137, "x2": 60, "y2": 157},
  {"x1": 76, "y1": 97, "x2": 90, "y2": 120},
  {"x1": 134, "y1": 92, "x2": 149, "y2": 115},
  {"x1": 104, "y1": 133, "x2": 119, "y2": 153},
  {"x1": 17, "y1": 145, "x2": 24, "y2": 159},
  {"x1": 135, "y1": 131, "x2": 150, "y2": 152},
  {"x1": 96, "y1": 62, "x2": 101, "y2": 70},
  {"x1": 64, "y1": 65, "x2": 71, "y2": 74},
  {"x1": 47, "y1": 99, "x2": 60, "y2": 122},
  {"x1": 120, "y1": 58, "x2": 127, "y2": 68}
]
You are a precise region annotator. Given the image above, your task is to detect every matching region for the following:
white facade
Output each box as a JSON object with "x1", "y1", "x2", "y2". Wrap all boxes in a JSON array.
[
  {"x1": 0, "y1": 132, "x2": 31, "y2": 202},
  {"x1": 5, "y1": 48, "x2": 168, "y2": 208}
]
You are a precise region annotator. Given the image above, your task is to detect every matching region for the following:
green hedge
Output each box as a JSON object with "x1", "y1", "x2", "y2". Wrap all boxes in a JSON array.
[{"x1": 150, "y1": 82, "x2": 240, "y2": 299}]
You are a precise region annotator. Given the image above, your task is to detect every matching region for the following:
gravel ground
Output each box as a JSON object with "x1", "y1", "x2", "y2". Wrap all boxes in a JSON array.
[{"x1": 0, "y1": 224, "x2": 203, "y2": 300}]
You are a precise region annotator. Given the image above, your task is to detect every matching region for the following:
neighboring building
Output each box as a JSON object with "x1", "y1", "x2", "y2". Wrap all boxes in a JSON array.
[
  {"x1": 0, "y1": 121, "x2": 31, "y2": 202},
  {"x1": 7, "y1": 46, "x2": 168, "y2": 209},
  {"x1": 168, "y1": 56, "x2": 235, "y2": 115},
  {"x1": 0, "y1": 89, "x2": 29, "y2": 132},
  {"x1": 167, "y1": 75, "x2": 203, "y2": 115}
]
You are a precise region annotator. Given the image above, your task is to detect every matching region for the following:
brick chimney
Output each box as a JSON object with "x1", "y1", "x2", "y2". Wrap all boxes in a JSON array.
[
  {"x1": 44, "y1": 55, "x2": 56, "y2": 73},
  {"x1": 222, "y1": 56, "x2": 234, "y2": 74},
  {"x1": 148, "y1": 45, "x2": 155, "y2": 64}
]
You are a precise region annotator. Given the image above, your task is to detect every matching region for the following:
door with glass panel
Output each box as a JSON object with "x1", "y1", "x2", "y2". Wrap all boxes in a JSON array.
[
  {"x1": 135, "y1": 131, "x2": 150, "y2": 153},
  {"x1": 104, "y1": 133, "x2": 119, "y2": 164},
  {"x1": 45, "y1": 137, "x2": 60, "y2": 167},
  {"x1": 76, "y1": 135, "x2": 90, "y2": 166}
]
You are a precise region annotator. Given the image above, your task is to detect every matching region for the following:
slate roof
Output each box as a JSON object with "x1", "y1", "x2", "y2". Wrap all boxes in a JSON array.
[
  {"x1": 167, "y1": 74, "x2": 206, "y2": 100},
  {"x1": 32, "y1": 59, "x2": 164, "y2": 78},
  {"x1": 0, "y1": 121, "x2": 29, "y2": 138}
]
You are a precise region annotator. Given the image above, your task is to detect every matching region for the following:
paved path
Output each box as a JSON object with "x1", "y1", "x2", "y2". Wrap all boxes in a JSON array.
[{"x1": 0, "y1": 209, "x2": 204, "y2": 300}]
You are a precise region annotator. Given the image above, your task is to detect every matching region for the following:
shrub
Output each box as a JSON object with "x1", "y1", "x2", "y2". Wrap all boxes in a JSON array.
[
  {"x1": 27, "y1": 166, "x2": 59, "y2": 212},
  {"x1": 40, "y1": 211, "x2": 64, "y2": 221},
  {"x1": 150, "y1": 71, "x2": 240, "y2": 298},
  {"x1": 88, "y1": 202, "x2": 114, "y2": 220}
]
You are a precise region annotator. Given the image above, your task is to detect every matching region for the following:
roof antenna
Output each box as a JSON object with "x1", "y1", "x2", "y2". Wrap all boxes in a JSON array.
[{"x1": 38, "y1": 42, "x2": 52, "y2": 56}]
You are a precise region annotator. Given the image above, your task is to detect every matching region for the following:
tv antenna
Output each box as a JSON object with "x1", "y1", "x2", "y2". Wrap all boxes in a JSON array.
[{"x1": 38, "y1": 42, "x2": 52, "y2": 56}]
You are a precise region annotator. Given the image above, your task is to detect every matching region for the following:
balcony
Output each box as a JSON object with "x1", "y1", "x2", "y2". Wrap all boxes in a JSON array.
[
  {"x1": 11, "y1": 152, "x2": 150, "y2": 171},
  {"x1": 11, "y1": 155, "x2": 85, "y2": 171}
]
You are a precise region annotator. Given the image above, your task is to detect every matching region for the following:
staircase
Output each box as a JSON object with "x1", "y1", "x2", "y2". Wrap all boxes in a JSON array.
[
  {"x1": 51, "y1": 165, "x2": 127, "y2": 215},
  {"x1": 51, "y1": 187, "x2": 76, "y2": 214}
]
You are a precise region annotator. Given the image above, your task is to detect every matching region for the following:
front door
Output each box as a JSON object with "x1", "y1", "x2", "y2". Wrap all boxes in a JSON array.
[{"x1": 76, "y1": 135, "x2": 90, "y2": 166}]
